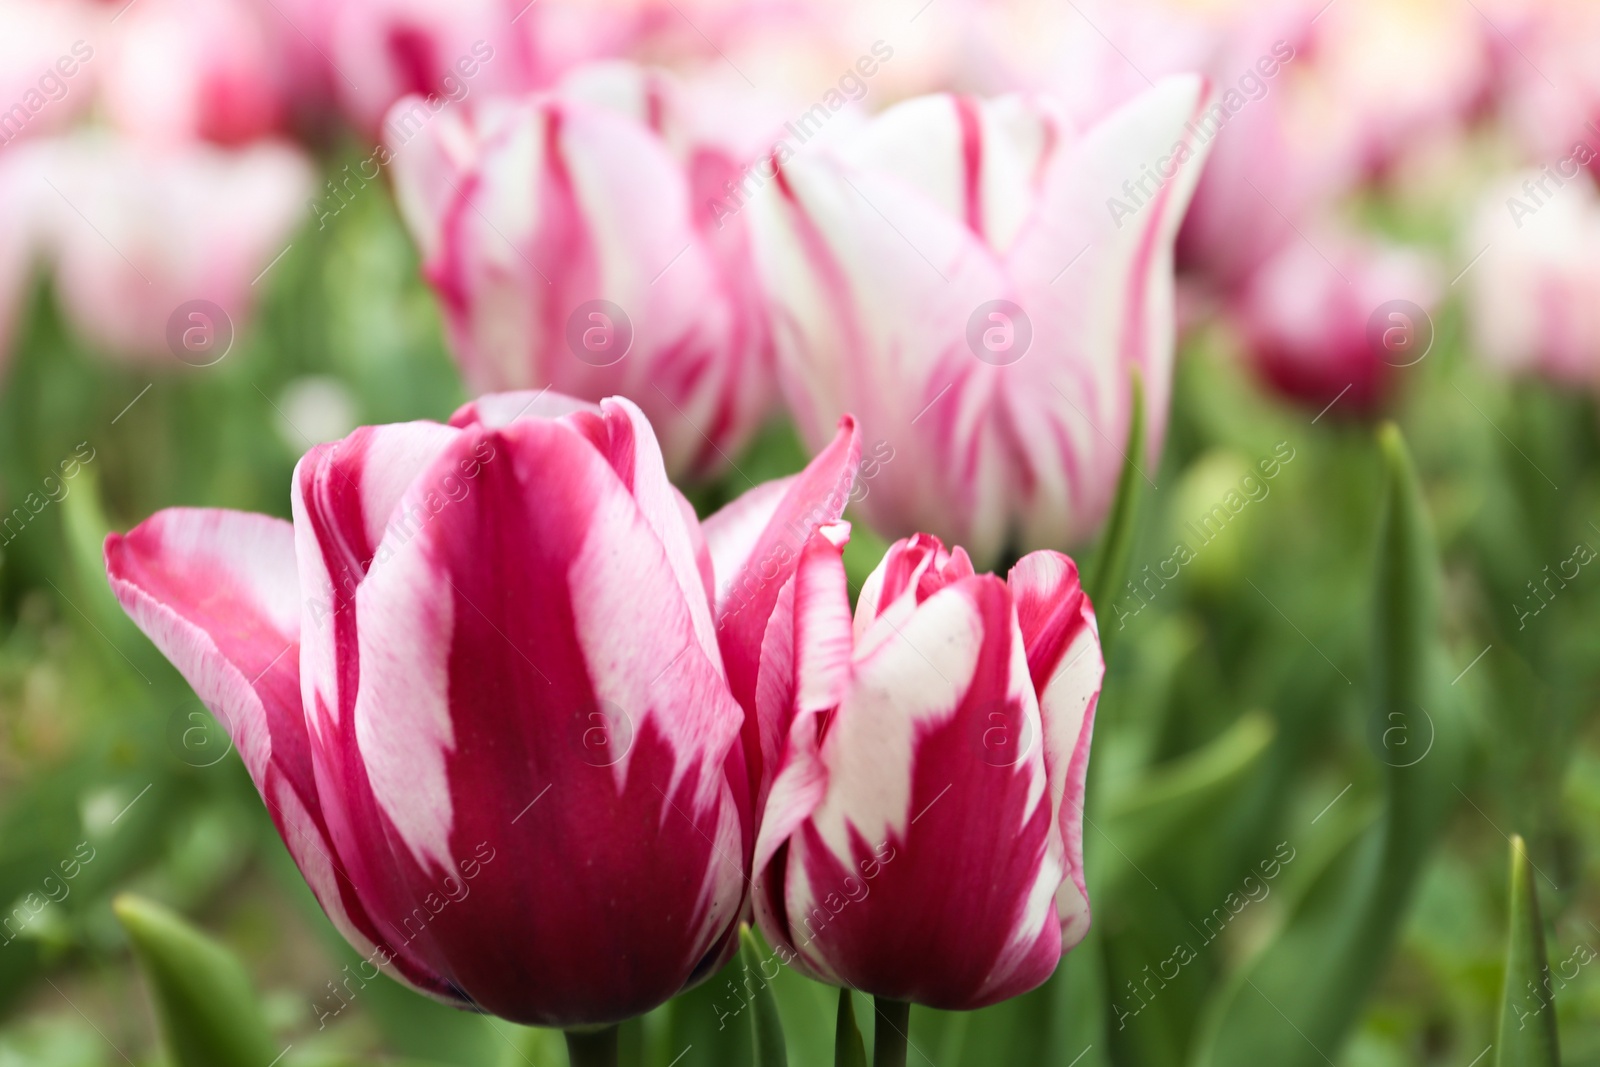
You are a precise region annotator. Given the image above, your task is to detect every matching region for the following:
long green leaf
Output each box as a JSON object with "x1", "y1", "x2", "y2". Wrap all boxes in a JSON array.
[
  {"x1": 1087, "y1": 368, "x2": 1147, "y2": 653},
  {"x1": 1102, "y1": 711, "x2": 1275, "y2": 894},
  {"x1": 1191, "y1": 423, "x2": 1468, "y2": 1066},
  {"x1": 114, "y1": 894, "x2": 279, "y2": 1067},
  {"x1": 1496, "y1": 835, "x2": 1560, "y2": 1067},
  {"x1": 741, "y1": 925, "x2": 789, "y2": 1067}
]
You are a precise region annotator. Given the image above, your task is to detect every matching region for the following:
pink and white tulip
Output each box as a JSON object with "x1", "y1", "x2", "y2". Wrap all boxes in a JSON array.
[
  {"x1": 1465, "y1": 172, "x2": 1600, "y2": 387},
  {"x1": 33, "y1": 133, "x2": 312, "y2": 362},
  {"x1": 101, "y1": 0, "x2": 289, "y2": 146},
  {"x1": 1229, "y1": 226, "x2": 1440, "y2": 413},
  {"x1": 751, "y1": 532, "x2": 1103, "y2": 1009},
  {"x1": 320, "y1": 0, "x2": 637, "y2": 135},
  {"x1": 389, "y1": 73, "x2": 779, "y2": 478},
  {"x1": 747, "y1": 79, "x2": 1211, "y2": 563},
  {"x1": 0, "y1": 0, "x2": 97, "y2": 151},
  {"x1": 104, "y1": 391, "x2": 860, "y2": 1027}
]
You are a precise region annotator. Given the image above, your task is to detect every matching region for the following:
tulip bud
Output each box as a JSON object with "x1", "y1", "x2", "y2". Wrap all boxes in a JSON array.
[
  {"x1": 1229, "y1": 226, "x2": 1439, "y2": 414},
  {"x1": 1466, "y1": 171, "x2": 1600, "y2": 388},
  {"x1": 751, "y1": 530, "x2": 1103, "y2": 1009}
]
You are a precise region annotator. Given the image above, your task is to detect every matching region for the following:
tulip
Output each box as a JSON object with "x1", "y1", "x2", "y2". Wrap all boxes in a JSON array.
[
  {"x1": 102, "y1": 0, "x2": 288, "y2": 146},
  {"x1": 104, "y1": 390, "x2": 860, "y2": 1031},
  {"x1": 745, "y1": 78, "x2": 1211, "y2": 565},
  {"x1": 1465, "y1": 171, "x2": 1600, "y2": 387},
  {"x1": 0, "y1": 0, "x2": 97, "y2": 150},
  {"x1": 1484, "y1": 0, "x2": 1600, "y2": 174},
  {"x1": 320, "y1": 0, "x2": 636, "y2": 135},
  {"x1": 33, "y1": 133, "x2": 312, "y2": 362},
  {"x1": 751, "y1": 529, "x2": 1103, "y2": 1013},
  {"x1": 1229, "y1": 225, "x2": 1440, "y2": 414},
  {"x1": 389, "y1": 72, "x2": 778, "y2": 479},
  {"x1": 1305, "y1": 0, "x2": 1490, "y2": 176}
]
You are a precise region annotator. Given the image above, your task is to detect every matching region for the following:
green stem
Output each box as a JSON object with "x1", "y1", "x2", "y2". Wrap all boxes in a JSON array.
[
  {"x1": 564, "y1": 1025, "x2": 620, "y2": 1067},
  {"x1": 872, "y1": 998, "x2": 910, "y2": 1067}
]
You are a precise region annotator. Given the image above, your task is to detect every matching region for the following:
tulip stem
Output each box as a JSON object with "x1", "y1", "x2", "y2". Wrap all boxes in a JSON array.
[
  {"x1": 872, "y1": 997, "x2": 910, "y2": 1067},
  {"x1": 565, "y1": 1025, "x2": 620, "y2": 1067}
]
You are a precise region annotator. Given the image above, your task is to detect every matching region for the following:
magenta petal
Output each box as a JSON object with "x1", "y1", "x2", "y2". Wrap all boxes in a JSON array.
[
  {"x1": 340, "y1": 419, "x2": 745, "y2": 1026},
  {"x1": 705, "y1": 415, "x2": 860, "y2": 808},
  {"x1": 1008, "y1": 550, "x2": 1103, "y2": 945},
  {"x1": 103, "y1": 509, "x2": 455, "y2": 1001}
]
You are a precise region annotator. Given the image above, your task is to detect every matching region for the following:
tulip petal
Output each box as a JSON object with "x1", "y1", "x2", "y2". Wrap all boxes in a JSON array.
[
  {"x1": 456, "y1": 392, "x2": 721, "y2": 667},
  {"x1": 1008, "y1": 551, "x2": 1102, "y2": 945},
  {"x1": 289, "y1": 420, "x2": 471, "y2": 986},
  {"x1": 751, "y1": 524, "x2": 854, "y2": 876},
  {"x1": 448, "y1": 388, "x2": 600, "y2": 428},
  {"x1": 103, "y1": 509, "x2": 454, "y2": 1002},
  {"x1": 704, "y1": 415, "x2": 860, "y2": 804},
  {"x1": 1004, "y1": 75, "x2": 1210, "y2": 549},
  {"x1": 751, "y1": 131, "x2": 1015, "y2": 561},
  {"x1": 343, "y1": 419, "x2": 745, "y2": 1026}
]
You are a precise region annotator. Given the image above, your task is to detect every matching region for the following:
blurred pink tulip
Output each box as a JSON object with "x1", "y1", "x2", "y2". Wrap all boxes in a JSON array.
[
  {"x1": 747, "y1": 79, "x2": 1211, "y2": 564},
  {"x1": 102, "y1": 0, "x2": 288, "y2": 146},
  {"x1": 389, "y1": 70, "x2": 781, "y2": 478},
  {"x1": 319, "y1": 0, "x2": 638, "y2": 135},
  {"x1": 105, "y1": 390, "x2": 861, "y2": 1027},
  {"x1": 0, "y1": 0, "x2": 97, "y2": 151},
  {"x1": 1228, "y1": 227, "x2": 1439, "y2": 414},
  {"x1": 1482, "y1": 0, "x2": 1600, "y2": 175},
  {"x1": 34, "y1": 134, "x2": 313, "y2": 362},
  {"x1": 1305, "y1": 0, "x2": 1490, "y2": 176},
  {"x1": 752, "y1": 531, "x2": 1102, "y2": 1009},
  {"x1": 1466, "y1": 172, "x2": 1600, "y2": 387}
]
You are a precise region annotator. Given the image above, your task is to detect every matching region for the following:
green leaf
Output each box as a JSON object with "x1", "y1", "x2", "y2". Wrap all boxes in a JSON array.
[
  {"x1": 1190, "y1": 424, "x2": 1468, "y2": 1067},
  {"x1": 1102, "y1": 710, "x2": 1276, "y2": 893},
  {"x1": 834, "y1": 987, "x2": 868, "y2": 1067},
  {"x1": 1496, "y1": 835, "x2": 1560, "y2": 1067},
  {"x1": 113, "y1": 894, "x2": 279, "y2": 1067},
  {"x1": 741, "y1": 925, "x2": 789, "y2": 1067},
  {"x1": 1086, "y1": 368, "x2": 1147, "y2": 656}
]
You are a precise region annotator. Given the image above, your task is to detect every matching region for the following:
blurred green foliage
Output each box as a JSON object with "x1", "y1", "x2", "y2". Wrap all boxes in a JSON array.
[{"x1": 0, "y1": 158, "x2": 1596, "y2": 1066}]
